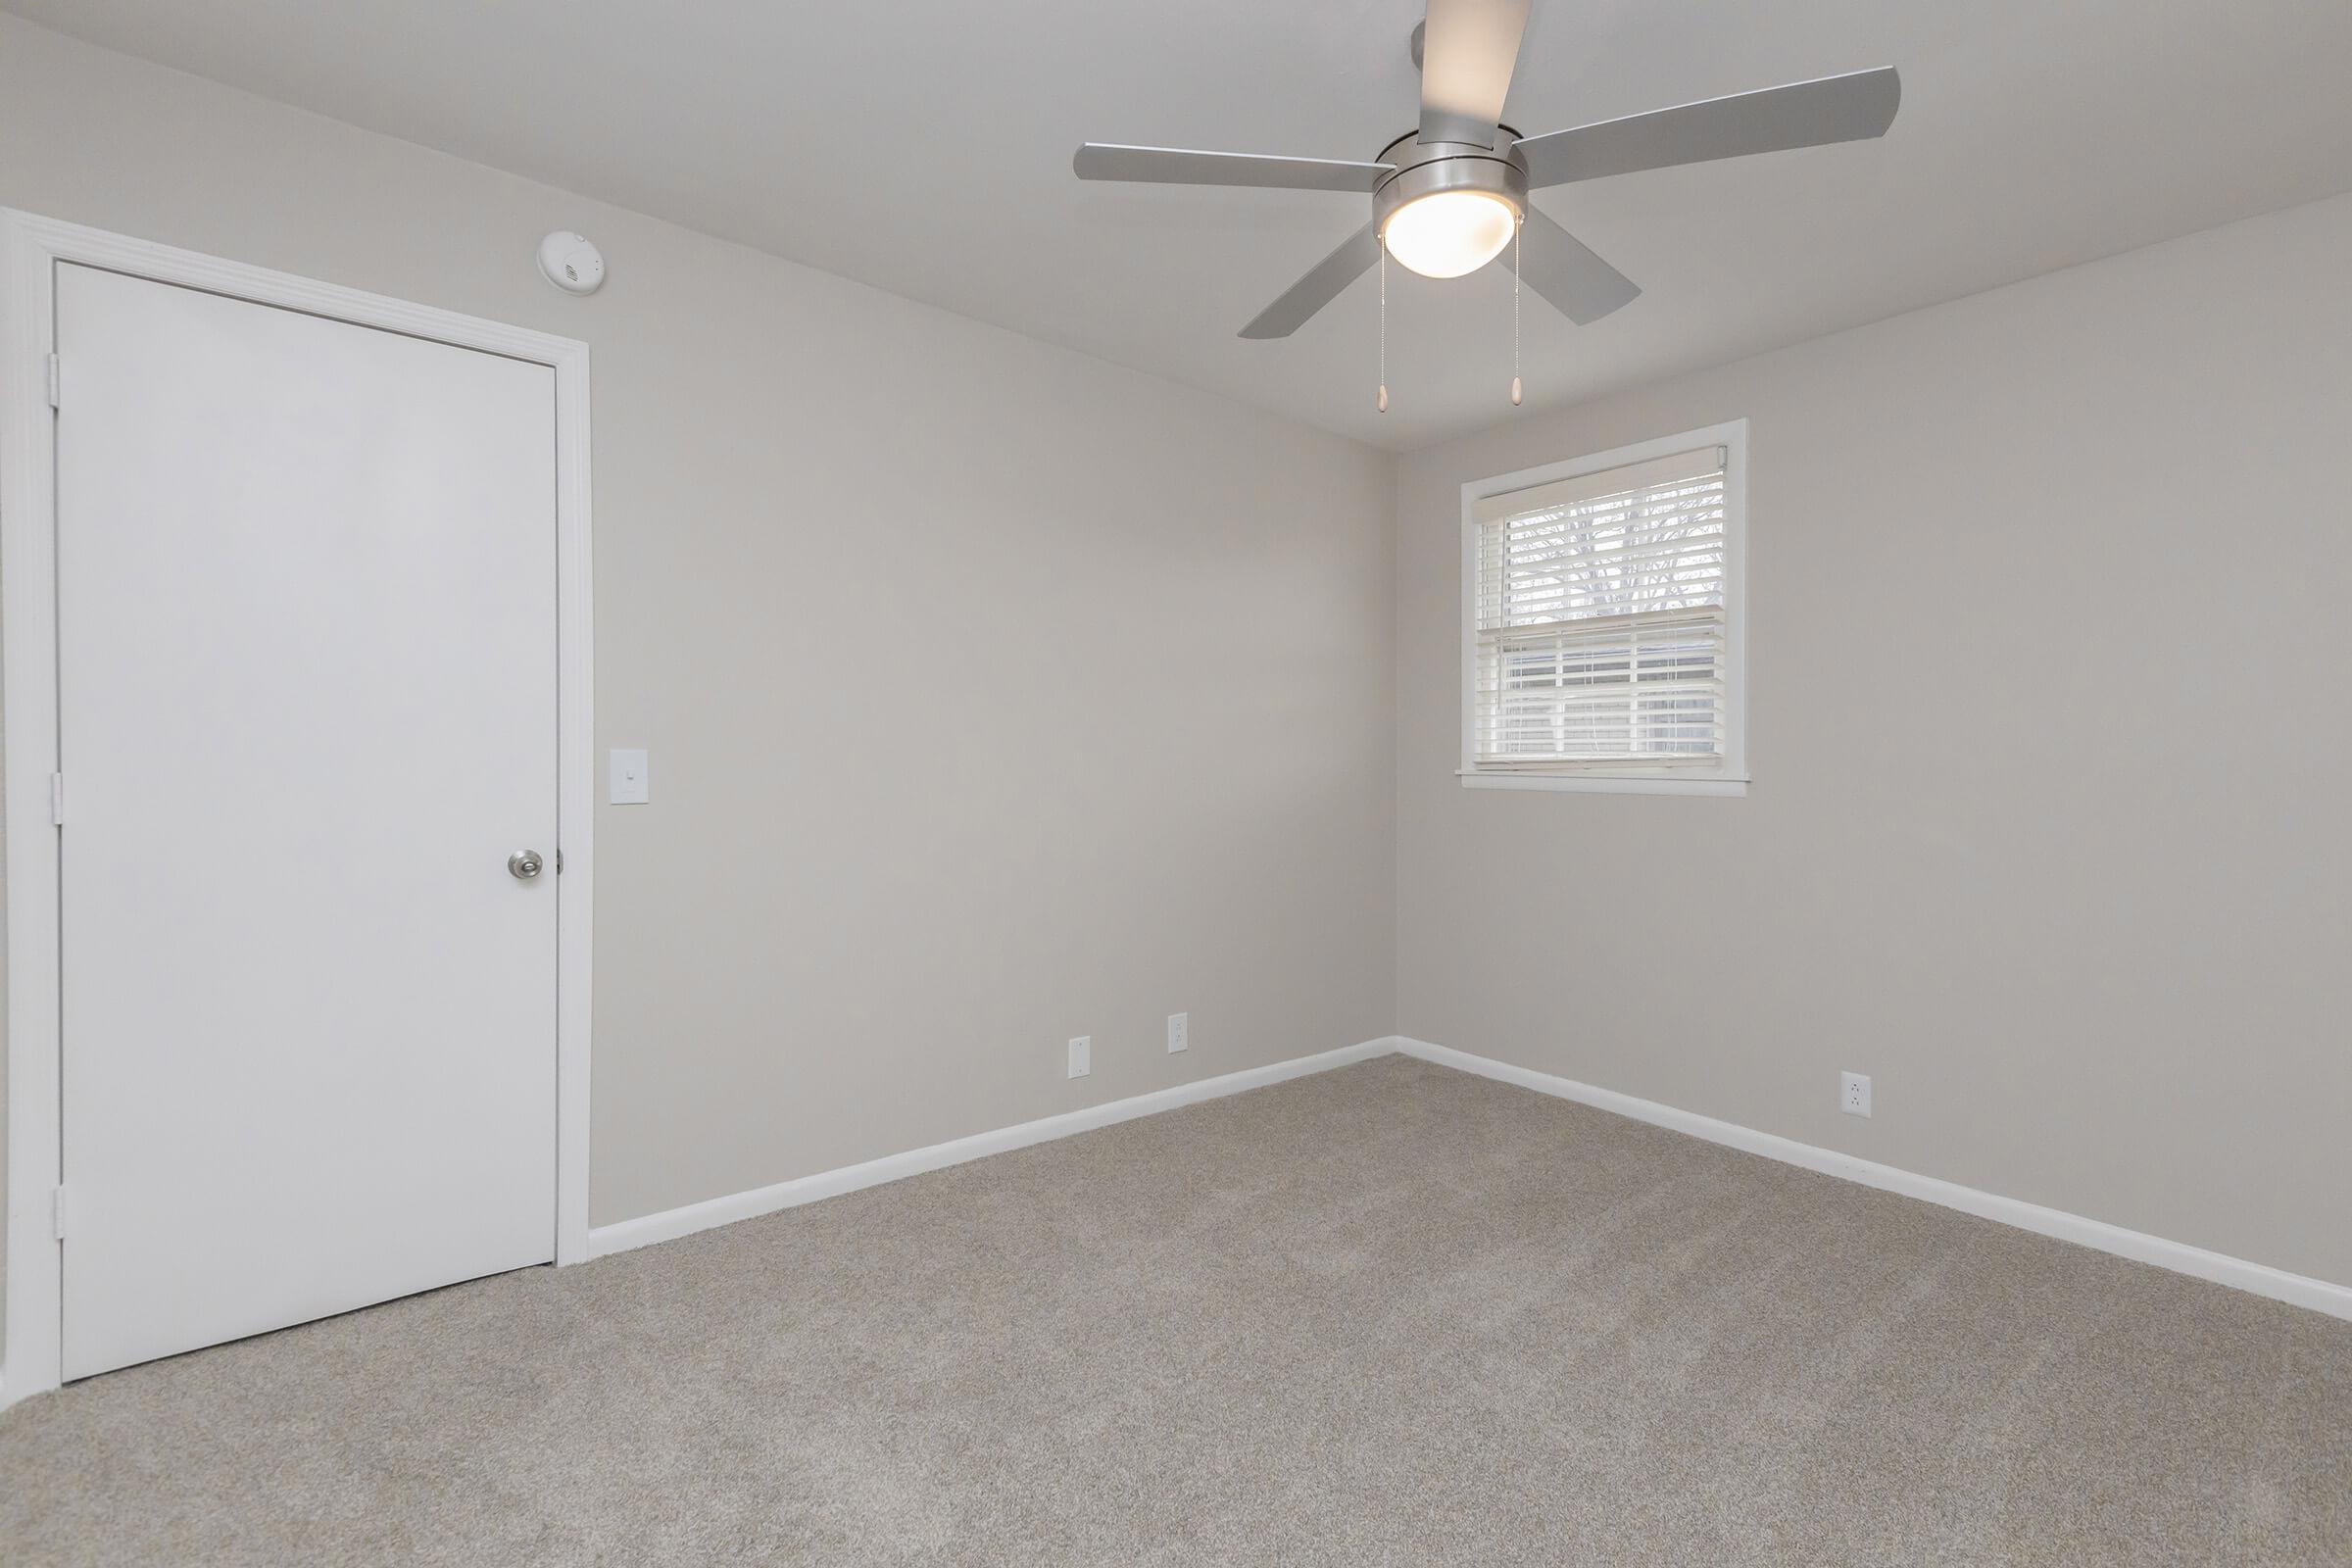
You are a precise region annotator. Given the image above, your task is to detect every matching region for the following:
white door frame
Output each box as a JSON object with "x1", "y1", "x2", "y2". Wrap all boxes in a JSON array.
[{"x1": 0, "y1": 210, "x2": 595, "y2": 1408}]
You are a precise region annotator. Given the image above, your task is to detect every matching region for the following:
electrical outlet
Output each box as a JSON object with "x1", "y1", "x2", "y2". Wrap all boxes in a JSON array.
[
  {"x1": 1839, "y1": 1071, "x2": 1872, "y2": 1117},
  {"x1": 1166, "y1": 1011, "x2": 1189, "y2": 1054},
  {"x1": 1067, "y1": 1036, "x2": 1091, "y2": 1079}
]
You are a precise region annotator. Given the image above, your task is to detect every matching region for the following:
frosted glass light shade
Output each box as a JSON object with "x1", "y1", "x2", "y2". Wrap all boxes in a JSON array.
[{"x1": 1380, "y1": 189, "x2": 1517, "y2": 279}]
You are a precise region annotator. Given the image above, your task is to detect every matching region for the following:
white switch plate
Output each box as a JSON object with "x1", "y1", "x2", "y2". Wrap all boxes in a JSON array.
[
  {"x1": 1840, "y1": 1071, "x2": 1872, "y2": 1117},
  {"x1": 1166, "y1": 1012, "x2": 1189, "y2": 1054},
  {"x1": 610, "y1": 748, "x2": 650, "y2": 805},
  {"x1": 1067, "y1": 1036, "x2": 1091, "y2": 1079}
]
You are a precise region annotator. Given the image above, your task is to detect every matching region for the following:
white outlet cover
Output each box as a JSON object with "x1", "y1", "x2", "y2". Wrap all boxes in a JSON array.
[
  {"x1": 1067, "y1": 1036, "x2": 1091, "y2": 1079},
  {"x1": 1840, "y1": 1071, "x2": 1873, "y2": 1117},
  {"x1": 1166, "y1": 1012, "x2": 1189, "y2": 1054}
]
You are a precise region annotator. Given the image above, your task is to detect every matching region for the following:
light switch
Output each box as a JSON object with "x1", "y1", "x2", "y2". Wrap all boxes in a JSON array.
[{"x1": 610, "y1": 748, "x2": 650, "y2": 805}]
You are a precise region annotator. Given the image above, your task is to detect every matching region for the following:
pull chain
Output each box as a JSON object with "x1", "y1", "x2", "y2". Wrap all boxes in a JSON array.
[
  {"x1": 1509, "y1": 216, "x2": 1523, "y2": 408},
  {"x1": 1377, "y1": 234, "x2": 1389, "y2": 415}
]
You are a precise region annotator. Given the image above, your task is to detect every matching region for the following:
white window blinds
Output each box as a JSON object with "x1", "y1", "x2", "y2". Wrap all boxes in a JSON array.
[{"x1": 1470, "y1": 444, "x2": 1729, "y2": 772}]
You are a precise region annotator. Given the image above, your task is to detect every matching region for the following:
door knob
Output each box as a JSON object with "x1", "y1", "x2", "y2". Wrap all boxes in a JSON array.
[{"x1": 508, "y1": 850, "x2": 545, "y2": 881}]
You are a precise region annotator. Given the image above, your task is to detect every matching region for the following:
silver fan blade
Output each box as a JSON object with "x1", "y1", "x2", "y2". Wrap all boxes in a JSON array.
[
  {"x1": 1239, "y1": 224, "x2": 1380, "y2": 339},
  {"x1": 1516, "y1": 68, "x2": 1901, "y2": 188},
  {"x1": 1074, "y1": 143, "x2": 1396, "y2": 193},
  {"x1": 1417, "y1": 0, "x2": 1531, "y2": 149},
  {"x1": 1517, "y1": 207, "x2": 1641, "y2": 325}
]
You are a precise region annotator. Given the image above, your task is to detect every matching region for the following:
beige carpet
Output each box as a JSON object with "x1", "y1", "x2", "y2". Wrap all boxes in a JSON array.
[{"x1": 2, "y1": 1054, "x2": 2346, "y2": 1565}]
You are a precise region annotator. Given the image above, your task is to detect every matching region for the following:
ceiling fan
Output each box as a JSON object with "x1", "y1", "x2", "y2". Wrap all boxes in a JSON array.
[{"x1": 1074, "y1": 0, "x2": 1899, "y2": 343}]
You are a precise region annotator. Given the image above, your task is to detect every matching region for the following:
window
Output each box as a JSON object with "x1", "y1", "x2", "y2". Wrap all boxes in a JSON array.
[{"x1": 1460, "y1": 421, "x2": 1746, "y2": 795}]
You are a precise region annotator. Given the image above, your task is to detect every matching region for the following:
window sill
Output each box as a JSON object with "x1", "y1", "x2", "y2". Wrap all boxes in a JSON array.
[{"x1": 1457, "y1": 770, "x2": 1749, "y2": 798}]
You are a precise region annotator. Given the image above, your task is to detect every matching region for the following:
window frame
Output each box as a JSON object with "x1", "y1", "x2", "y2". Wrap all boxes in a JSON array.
[{"x1": 1458, "y1": 418, "x2": 1749, "y2": 797}]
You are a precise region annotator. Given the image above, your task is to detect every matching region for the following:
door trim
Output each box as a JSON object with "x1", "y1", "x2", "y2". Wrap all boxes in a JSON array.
[{"x1": 0, "y1": 210, "x2": 595, "y2": 1408}]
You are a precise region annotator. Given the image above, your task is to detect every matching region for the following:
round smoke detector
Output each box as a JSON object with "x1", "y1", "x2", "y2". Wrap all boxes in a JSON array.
[{"x1": 536, "y1": 231, "x2": 605, "y2": 295}]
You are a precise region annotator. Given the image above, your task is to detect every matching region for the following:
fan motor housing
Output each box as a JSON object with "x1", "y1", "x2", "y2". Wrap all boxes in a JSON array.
[{"x1": 1372, "y1": 129, "x2": 1530, "y2": 236}]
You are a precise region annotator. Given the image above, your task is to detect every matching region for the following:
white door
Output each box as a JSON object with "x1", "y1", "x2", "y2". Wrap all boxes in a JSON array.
[{"x1": 55, "y1": 264, "x2": 560, "y2": 1380}]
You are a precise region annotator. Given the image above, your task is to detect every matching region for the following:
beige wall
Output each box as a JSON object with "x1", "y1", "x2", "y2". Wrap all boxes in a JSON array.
[
  {"x1": 0, "y1": 12, "x2": 1397, "y2": 1277},
  {"x1": 1396, "y1": 189, "x2": 2352, "y2": 1286}
]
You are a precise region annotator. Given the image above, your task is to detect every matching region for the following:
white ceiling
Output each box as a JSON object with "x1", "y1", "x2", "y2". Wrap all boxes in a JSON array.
[{"x1": 11, "y1": 0, "x2": 2352, "y2": 450}]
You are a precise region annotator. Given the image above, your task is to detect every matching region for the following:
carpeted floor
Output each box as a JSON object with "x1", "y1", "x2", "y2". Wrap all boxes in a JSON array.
[{"x1": 2, "y1": 1054, "x2": 2347, "y2": 1565}]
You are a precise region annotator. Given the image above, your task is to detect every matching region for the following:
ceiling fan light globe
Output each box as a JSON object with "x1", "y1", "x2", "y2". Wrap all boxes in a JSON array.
[{"x1": 1380, "y1": 189, "x2": 1518, "y2": 279}]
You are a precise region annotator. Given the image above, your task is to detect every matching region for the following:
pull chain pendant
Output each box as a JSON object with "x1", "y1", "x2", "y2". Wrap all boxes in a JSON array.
[
  {"x1": 1509, "y1": 216, "x2": 1524, "y2": 407},
  {"x1": 1376, "y1": 233, "x2": 1390, "y2": 414}
]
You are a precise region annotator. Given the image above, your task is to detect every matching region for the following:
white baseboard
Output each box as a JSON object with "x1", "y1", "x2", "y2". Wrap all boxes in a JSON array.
[
  {"x1": 586, "y1": 1037, "x2": 1407, "y2": 1259},
  {"x1": 1397, "y1": 1038, "x2": 2352, "y2": 1322}
]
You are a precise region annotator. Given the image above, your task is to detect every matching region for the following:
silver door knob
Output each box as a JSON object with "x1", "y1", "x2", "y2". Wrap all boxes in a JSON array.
[{"x1": 508, "y1": 850, "x2": 544, "y2": 881}]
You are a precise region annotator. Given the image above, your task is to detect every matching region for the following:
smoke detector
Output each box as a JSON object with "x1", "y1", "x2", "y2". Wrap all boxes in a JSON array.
[{"x1": 536, "y1": 231, "x2": 605, "y2": 296}]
